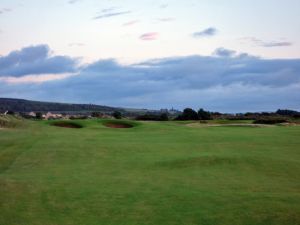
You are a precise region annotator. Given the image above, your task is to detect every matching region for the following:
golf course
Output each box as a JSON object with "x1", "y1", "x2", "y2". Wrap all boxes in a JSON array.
[{"x1": 0, "y1": 118, "x2": 300, "y2": 225}]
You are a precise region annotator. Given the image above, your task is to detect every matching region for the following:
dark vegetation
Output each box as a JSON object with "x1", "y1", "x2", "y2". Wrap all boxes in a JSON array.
[
  {"x1": 0, "y1": 98, "x2": 122, "y2": 113},
  {"x1": 91, "y1": 112, "x2": 103, "y2": 118},
  {"x1": 175, "y1": 108, "x2": 212, "y2": 120},
  {"x1": 136, "y1": 113, "x2": 169, "y2": 121},
  {"x1": 253, "y1": 118, "x2": 288, "y2": 124},
  {"x1": 112, "y1": 111, "x2": 122, "y2": 119},
  {"x1": 35, "y1": 112, "x2": 43, "y2": 119},
  {"x1": 69, "y1": 115, "x2": 89, "y2": 120},
  {"x1": 276, "y1": 109, "x2": 300, "y2": 118}
]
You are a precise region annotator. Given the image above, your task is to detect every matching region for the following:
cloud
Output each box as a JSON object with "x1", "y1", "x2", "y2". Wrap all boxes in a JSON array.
[
  {"x1": 1, "y1": 46, "x2": 300, "y2": 112},
  {"x1": 0, "y1": 8, "x2": 12, "y2": 15},
  {"x1": 0, "y1": 73, "x2": 76, "y2": 84},
  {"x1": 68, "y1": 0, "x2": 81, "y2": 4},
  {"x1": 157, "y1": 18, "x2": 175, "y2": 22},
  {"x1": 93, "y1": 11, "x2": 131, "y2": 20},
  {"x1": 213, "y1": 48, "x2": 237, "y2": 57},
  {"x1": 101, "y1": 7, "x2": 118, "y2": 13},
  {"x1": 0, "y1": 45, "x2": 79, "y2": 77},
  {"x1": 241, "y1": 37, "x2": 292, "y2": 47},
  {"x1": 263, "y1": 42, "x2": 292, "y2": 47},
  {"x1": 140, "y1": 32, "x2": 159, "y2": 41},
  {"x1": 123, "y1": 20, "x2": 140, "y2": 26},
  {"x1": 192, "y1": 27, "x2": 218, "y2": 38},
  {"x1": 69, "y1": 43, "x2": 85, "y2": 47},
  {"x1": 160, "y1": 4, "x2": 169, "y2": 9}
]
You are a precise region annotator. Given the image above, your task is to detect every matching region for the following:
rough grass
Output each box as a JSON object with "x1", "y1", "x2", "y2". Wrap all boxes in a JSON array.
[
  {"x1": 0, "y1": 119, "x2": 299, "y2": 225},
  {"x1": 0, "y1": 115, "x2": 25, "y2": 128}
]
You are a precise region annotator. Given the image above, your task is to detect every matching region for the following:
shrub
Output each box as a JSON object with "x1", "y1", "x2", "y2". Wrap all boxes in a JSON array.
[
  {"x1": 91, "y1": 112, "x2": 103, "y2": 118},
  {"x1": 254, "y1": 118, "x2": 288, "y2": 124},
  {"x1": 136, "y1": 113, "x2": 169, "y2": 121},
  {"x1": 160, "y1": 113, "x2": 169, "y2": 121},
  {"x1": 112, "y1": 111, "x2": 122, "y2": 119},
  {"x1": 198, "y1": 108, "x2": 212, "y2": 120},
  {"x1": 36, "y1": 112, "x2": 43, "y2": 119},
  {"x1": 175, "y1": 108, "x2": 198, "y2": 120}
]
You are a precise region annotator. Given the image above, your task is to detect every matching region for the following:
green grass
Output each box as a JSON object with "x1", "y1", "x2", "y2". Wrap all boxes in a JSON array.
[{"x1": 0, "y1": 119, "x2": 300, "y2": 225}]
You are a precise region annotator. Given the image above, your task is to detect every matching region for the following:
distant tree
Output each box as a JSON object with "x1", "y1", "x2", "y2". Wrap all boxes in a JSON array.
[
  {"x1": 135, "y1": 113, "x2": 168, "y2": 121},
  {"x1": 175, "y1": 108, "x2": 198, "y2": 120},
  {"x1": 91, "y1": 112, "x2": 103, "y2": 118},
  {"x1": 198, "y1": 108, "x2": 212, "y2": 120},
  {"x1": 276, "y1": 109, "x2": 300, "y2": 117},
  {"x1": 112, "y1": 111, "x2": 122, "y2": 119},
  {"x1": 35, "y1": 112, "x2": 43, "y2": 119},
  {"x1": 160, "y1": 113, "x2": 169, "y2": 121},
  {"x1": 6, "y1": 111, "x2": 15, "y2": 115}
]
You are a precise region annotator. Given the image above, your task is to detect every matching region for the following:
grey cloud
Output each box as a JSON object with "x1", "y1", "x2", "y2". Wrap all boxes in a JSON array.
[
  {"x1": 242, "y1": 37, "x2": 292, "y2": 48},
  {"x1": 0, "y1": 45, "x2": 79, "y2": 77},
  {"x1": 193, "y1": 27, "x2": 218, "y2": 38},
  {"x1": 93, "y1": 11, "x2": 131, "y2": 20},
  {"x1": 262, "y1": 42, "x2": 292, "y2": 47},
  {"x1": 157, "y1": 18, "x2": 175, "y2": 22},
  {"x1": 101, "y1": 7, "x2": 119, "y2": 13},
  {"x1": 0, "y1": 8, "x2": 12, "y2": 14},
  {"x1": 213, "y1": 48, "x2": 237, "y2": 57},
  {"x1": 1, "y1": 46, "x2": 299, "y2": 112},
  {"x1": 68, "y1": 0, "x2": 81, "y2": 4},
  {"x1": 160, "y1": 4, "x2": 169, "y2": 9}
]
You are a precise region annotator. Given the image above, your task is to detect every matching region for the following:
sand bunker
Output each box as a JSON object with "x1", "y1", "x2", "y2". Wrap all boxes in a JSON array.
[
  {"x1": 103, "y1": 122, "x2": 134, "y2": 129},
  {"x1": 51, "y1": 121, "x2": 83, "y2": 129}
]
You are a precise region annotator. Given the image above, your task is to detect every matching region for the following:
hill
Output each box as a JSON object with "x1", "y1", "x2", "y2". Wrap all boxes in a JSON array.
[{"x1": 0, "y1": 98, "x2": 126, "y2": 114}]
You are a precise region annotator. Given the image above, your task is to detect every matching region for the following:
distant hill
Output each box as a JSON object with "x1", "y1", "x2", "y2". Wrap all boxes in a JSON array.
[{"x1": 0, "y1": 98, "x2": 123, "y2": 113}]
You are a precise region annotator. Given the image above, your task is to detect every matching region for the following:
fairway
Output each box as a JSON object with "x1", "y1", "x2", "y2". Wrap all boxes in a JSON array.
[{"x1": 0, "y1": 120, "x2": 300, "y2": 225}]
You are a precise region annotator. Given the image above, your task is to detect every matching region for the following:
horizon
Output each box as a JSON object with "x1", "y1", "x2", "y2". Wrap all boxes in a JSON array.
[
  {"x1": 1, "y1": 97, "x2": 298, "y2": 114},
  {"x1": 0, "y1": 0, "x2": 300, "y2": 112}
]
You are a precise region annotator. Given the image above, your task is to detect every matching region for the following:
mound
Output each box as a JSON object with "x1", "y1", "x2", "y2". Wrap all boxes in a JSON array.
[{"x1": 51, "y1": 121, "x2": 83, "y2": 129}]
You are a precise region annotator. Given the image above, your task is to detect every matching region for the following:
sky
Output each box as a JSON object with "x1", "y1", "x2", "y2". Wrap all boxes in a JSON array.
[{"x1": 0, "y1": 0, "x2": 300, "y2": 112}]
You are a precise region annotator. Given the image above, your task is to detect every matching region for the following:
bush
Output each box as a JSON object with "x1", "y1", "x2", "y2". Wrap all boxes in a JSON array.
[
  {"x1": 112, "y1": 111, "x2": 122, "y2": 119},
  {"x1": 36, "y1": 112, "x2": 43, "y2": 119},
  {"x1": 175, "y1": 108, "x2": 198, "y2": 120},
  {"x1": 136, "y1": 113, "x2": 169, "y2": 121},
  {"x1": 91, "y1": 112, "x2": 103, "y2": 118},
  {"x1": 198, "y1": 108, "x2": 212, "y2": 120},
  {"x1": 254, "y1": 118, "x2": 288, "y2": 124},
  {"x1": 6, "y1": 111, "x2": 15, "y2": 115},
  {"x1": 160, "y1": 113, "x2": 169, "y2": 121}
]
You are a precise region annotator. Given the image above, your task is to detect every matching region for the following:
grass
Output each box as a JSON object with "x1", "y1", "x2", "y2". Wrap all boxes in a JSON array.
[
  {"x1": 0, "y1": 118, "x2": 300, "y2": 225},
  {"x1": 0, "y1": 115, "x2": 25, "y2": 128}
]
